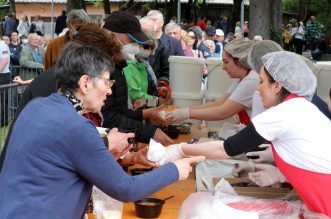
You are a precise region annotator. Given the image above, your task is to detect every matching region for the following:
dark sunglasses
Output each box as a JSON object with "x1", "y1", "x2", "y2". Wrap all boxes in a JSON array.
[{"x1": 142, "y1": 44, "x2": 155, "y2": 50}]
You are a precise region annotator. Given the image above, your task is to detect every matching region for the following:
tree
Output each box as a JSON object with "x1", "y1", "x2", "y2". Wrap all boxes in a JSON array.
[
  {"x1": 270, "y1": 0, "x2": 283, "y2": 44},
  {"x1": 229, "y1": 0, "x2": 242, "y2": 34},
  {"x1": 9, "y1": 0, "x2": 15, "y2": 13},
  {"x1": 67, "y1": 0, "x2": 86, "y2": 12},
  {"x1": 249, "y1": 0, "x2": 271, "y2": 39},
  {"x1": 104, "y1": 0, "x2": 110, "y2": 15}
]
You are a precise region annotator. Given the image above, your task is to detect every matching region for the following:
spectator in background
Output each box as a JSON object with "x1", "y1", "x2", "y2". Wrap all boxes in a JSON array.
[
  {"x1": 205, "y1": 26, "x2": 221, "y2": 57},
  {"x1": 204, "y1": 39, "x2": 220, "y2": 58},
  {"x1": 225, "y1": 32, "x2": 234, "y2": 43},
  {"x1": 20, "y1": 35, "x2": 28, "y2": 46},
  {"x1": 219, "y1": 16, "x2": 229, "y2": 37},
  {"x1": 234, "y1": 32, "x2": 243, "y2": 41},
  {"x1": 55, "y1": 10, "x2": 67, "y2": 36},
  {"x1": 3, "y1": 13, "x2": 17, "y2": 37},
  {"x1": 45, "y1": 9, "x2": 90, "y2": 70},
  {"x1": 206, "y1": 19, "x2": 212, "y2": 29},
  {"x1": 283, "y1": 23, "x2": 292, "y2": 51},
  {"x1": 292, "y1": 21, "x2": 305, "y2": 55},
  {"x1": 9, "y1": 31, "x2": 22, "y2": 67},
  {"x1": 32, "y1": 15, "x2": 45, "y2": 36},
  {"x1": 243, "y1": 21, "x2": 249, "y2": 37},
  {"x1": 187, "y1": 26, "x2": 211, "y2": 58},
  {"x1": 164, "y1": 22, "x2": 193, "y2": 57},
  {"x1": 235, "y1": 21, "x2": 242, "y2": 34},
  {"x1": 19, "y1": 33, "x2": 44, "y2": 69},
  {"x1": 147, "y1": 10, "x2": 184, "y2": 56},
  {"x1": 1, "y1": 35, "x2": 10, "y2": 45},
  {"x1": 196, "y1": 16, "x2": 206, "y2": 31},
  {"x1": 215, "y1": 29, "x2": 225, "y2": 59},
  {"x1": 306, "y1": 15, "x2": 322, "y2": 57},
  {"x1": 0, "y1": 37, "x2": 10, "y2": 126},
  {"x1": 312, "y1": 34, "x2": 327, "y2": 61},
  {"x1": 17, "y1": 15, "x2": 29, "y2": 37},
  {"x1": 141, "y1": 17, "x2": 170, "y2": 80}
]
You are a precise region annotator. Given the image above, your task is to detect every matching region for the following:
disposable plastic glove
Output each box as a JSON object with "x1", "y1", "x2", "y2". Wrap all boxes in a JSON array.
[
  {"x1": 232, "y1": 159, "x2": 255, "y2": 177},
  {"x1": 245, "y1": 144, "x2": 274, "y2": 164},
  {"x1": 165, "y1": 108, "x2": 189, "y2": 123},
  {"x1": 157, "y1": 143, "x2": 186, "y2": 165},
  {"x1": 248, "y1": 163, "x2": 286, "y2": 187}
]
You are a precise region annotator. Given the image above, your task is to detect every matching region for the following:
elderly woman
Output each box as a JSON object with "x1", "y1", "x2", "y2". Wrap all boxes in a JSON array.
[
  {"x1": 0, "y1": 43, "x2": 203, "y2": 218},
  {"x1": 167, "y1": 40, "x2": 259, "y2": 126},
  {"x1": 160, "y1": 51, "x2": 331, "y2": 216}
]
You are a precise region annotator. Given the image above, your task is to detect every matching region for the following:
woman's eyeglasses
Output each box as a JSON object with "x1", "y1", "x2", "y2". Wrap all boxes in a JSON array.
[
  {"x1": 188, "y1": 35, "x2": 196, "y2": 39},
  {"x1": 99, "y1": 77, "x2": 115, "y2": 89}
]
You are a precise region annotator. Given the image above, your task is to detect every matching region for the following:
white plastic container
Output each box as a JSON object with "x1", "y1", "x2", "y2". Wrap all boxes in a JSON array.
[
  {"x1": 169, "y1": 56, "x2": 205, "y2": 95},
  {"x1": 205, "y1": 58, "x2": 234, "y2": 99},
  {"x1": 315, "y1": 63, "x2": 331, "y2": 102},
  {"x1": 172, "y1": 92, "x2": 203, "y2": 125}
]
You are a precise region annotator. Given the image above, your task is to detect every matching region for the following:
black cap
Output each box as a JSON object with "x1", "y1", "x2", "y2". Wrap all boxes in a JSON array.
[
  {"x1": 205, "y1": 26, "x2": 216, "y2": 36},
  {"x1": 104, "y1": 11, "x2": 150, "y2": 44}
]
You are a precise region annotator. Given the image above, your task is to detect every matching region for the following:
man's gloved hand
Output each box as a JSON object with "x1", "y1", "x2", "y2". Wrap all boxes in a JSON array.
[
  {"x1": 248, "y1": 163, "x2": 286, "y2": 187},
  {"x1": 165, "y1": 108, "x2": 189, "y2": 123},
  {"x1": 157, "y1": 143, "x2": 186, "y2": 166},
  {"x1": 232, "y1": 159, "x2": 255, "y2": 177},
  {"x1": 245, "y1": 144, "x2": 274, "y2": 164}
]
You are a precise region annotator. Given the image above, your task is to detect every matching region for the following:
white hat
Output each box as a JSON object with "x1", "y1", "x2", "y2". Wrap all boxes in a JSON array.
[{"x1": 216, "y1": 29, "x2": 224, "y2": 36}]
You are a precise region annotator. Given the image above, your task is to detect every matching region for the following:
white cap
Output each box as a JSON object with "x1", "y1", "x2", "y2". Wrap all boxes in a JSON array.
[{"x1": 216, "y1": 29, "x2": 224, "y2": 36}]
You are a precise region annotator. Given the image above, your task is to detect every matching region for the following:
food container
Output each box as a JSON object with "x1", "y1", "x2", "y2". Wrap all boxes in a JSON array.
[
  {"x1": 161, "y1": 125, "x2": 180, "y2": 139},
  {"x1": 130, "y1": 168, "x2": 153, "y2": 176},
  {"x1": 134, "y1": 198, "x2": 165, "y2": 218},
  {"x1": 134, "y1": 195, "x2": 176, "y2": 219}
]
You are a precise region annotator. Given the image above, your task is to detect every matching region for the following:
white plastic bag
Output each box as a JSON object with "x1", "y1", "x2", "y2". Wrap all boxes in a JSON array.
[
  {"x1": 179, "y1": 179, "x2": 301, "y2": 219},
  {"x1": 92, "y1": 186, "x2": 123, "y2": 219}
]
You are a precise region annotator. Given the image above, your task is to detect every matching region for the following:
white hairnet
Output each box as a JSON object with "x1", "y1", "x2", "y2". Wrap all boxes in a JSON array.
[
  {"x1": 261, "y1": 51, "x2": 317, "y2": 100},
  {"x1": 224, "y1": 40, "x2": 254, "y2": 69},
  {"x1": 247, "y1": 40, "x2": 283, "y2": 73}
]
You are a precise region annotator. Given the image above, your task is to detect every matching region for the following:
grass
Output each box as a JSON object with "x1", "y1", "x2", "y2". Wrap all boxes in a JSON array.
[{"x1": 0, "y1": 125, "x2": 10, "y2": 153}]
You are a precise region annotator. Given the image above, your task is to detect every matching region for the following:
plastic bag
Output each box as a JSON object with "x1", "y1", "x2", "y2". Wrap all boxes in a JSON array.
[
  {"x1": 179, "y1": 179, "x2": 301, "y2": 219},
  {"x1": 92, "y1": 186, "x2": 123, "y2": 219}
]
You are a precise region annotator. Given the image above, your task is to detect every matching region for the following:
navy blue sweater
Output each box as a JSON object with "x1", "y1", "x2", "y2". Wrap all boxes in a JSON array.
[{"x1": 0, "y1": 94, "x2": 178, "y2": 219}]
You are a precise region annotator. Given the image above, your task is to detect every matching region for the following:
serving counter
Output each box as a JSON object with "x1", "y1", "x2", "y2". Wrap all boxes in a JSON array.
[{"x1": 122, "y1": 134, "x2": 195, "y2": 219}]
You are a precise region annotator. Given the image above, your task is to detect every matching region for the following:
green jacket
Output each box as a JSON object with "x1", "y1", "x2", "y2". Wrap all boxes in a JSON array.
[
  {"x1": 19, "y1": 45, "x2": 45, "y2": 69},
  {"x1": 123, "y1": 60, "x2": 155, "y2": 102}
]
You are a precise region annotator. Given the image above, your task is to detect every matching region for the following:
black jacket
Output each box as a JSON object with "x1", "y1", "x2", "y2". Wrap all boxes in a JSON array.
[
  {"x1": 148, "y1": 41, "x2": 170, "y2": 80},
  {"x1": 101, "y1": 61, "x2": 156, "y2": 142}
]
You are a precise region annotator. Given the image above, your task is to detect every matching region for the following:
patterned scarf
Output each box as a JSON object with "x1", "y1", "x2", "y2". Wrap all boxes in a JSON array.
[
  {"x1": 59, "y1": 91, "x2": 84, "y2": 115},
  {"x1": 136, "y1": 55, "x2": 159, "y2": 96}
]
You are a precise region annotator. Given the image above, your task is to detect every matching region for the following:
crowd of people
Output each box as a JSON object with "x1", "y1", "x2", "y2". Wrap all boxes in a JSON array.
[
  {"x1": 283, "y1": 15, "x2": 331, "y2": 60},
  {"x1": 0, "y1": 8, "x2": 331, "y2": 218}
]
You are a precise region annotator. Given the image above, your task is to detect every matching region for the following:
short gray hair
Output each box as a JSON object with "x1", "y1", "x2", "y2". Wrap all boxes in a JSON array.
[
  {"x1": 164, "y1": 22, "x2": 181, "y2": 33},
  {"x1": 66, "y1": 9, "x2": 90, "y2": 24},
  {"x1": 139, "y1": 16, "x2": 157, "y2": 39},
  {"x1": 147, "y1": 10, "x2": 163, "y2": 20}
]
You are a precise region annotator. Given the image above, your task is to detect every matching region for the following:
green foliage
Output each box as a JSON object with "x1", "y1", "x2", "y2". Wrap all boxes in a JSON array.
[
  {"x1": 283, "y1": 0, "x2": 331, "y2": 35},
  {"x1": 142, "y1": 3, "x2": 153, "y2": 14},
  {"x1": 271, "y1": 27, "x2": 284, "y2": 46},
  {"x1": 93, "y1": 0, "x2": 103, "y2": 8}
]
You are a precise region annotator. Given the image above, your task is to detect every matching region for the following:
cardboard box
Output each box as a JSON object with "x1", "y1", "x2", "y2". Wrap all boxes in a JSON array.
[
  {"x1": 190, "y1": 124, "x2": 221, "y2": 140},
  {"x1": 213, "y1": 177, "x2": 295, "y2": 199}
]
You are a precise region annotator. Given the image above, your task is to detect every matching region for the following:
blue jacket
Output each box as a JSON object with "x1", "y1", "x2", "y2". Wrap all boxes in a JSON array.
[
  {"x1": 0, "y1": 94, "x2": 178, "y2": 219},
  {"x1": 159, "y1": 33, "x2": 184, "y2": 56}
]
